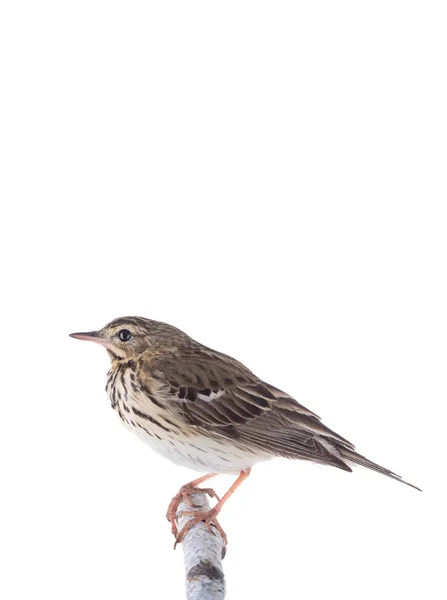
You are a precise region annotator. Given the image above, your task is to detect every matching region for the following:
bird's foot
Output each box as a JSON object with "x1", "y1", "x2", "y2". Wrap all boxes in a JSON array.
[
  {"x1": 166, "y1": 484, "x2": 220, "y2": 539},
  {"x1": 174, "y1": 507, "x2": 228, "y2": 548}
]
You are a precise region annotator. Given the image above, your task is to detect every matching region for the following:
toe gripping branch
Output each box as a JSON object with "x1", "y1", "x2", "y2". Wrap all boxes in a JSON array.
[{"x1": 166, "y1": 469, "x2": 251, "y2": 548}]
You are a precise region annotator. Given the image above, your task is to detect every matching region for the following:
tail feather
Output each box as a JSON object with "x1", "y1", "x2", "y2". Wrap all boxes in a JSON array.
[{"x1": 337, "y1": 447, "x2": 422, "y2": 491}]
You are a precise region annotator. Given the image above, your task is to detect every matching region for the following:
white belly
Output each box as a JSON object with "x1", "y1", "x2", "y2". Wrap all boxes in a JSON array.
[{"x1": 130, "y1": 423, "x2": 264, "y2": 473}]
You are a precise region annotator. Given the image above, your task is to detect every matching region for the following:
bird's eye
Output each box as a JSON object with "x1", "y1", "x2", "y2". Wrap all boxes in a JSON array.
[{"x1": 118, "y1": 329, "x2": 132, "y2": 342}]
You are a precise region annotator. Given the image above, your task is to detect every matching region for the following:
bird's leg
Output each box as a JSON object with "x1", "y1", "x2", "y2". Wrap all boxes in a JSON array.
[
  {"x1": 166, "y1": 473, "x2": 219, "y2": 537},
  {"x1": 175, "y1": 468, "x2": 252, "y2": 547}
]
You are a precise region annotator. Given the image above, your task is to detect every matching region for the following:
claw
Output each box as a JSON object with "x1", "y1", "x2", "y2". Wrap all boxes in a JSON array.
[
  {"x1": 182, "y1": 487, "x2": 220, "y2": 508},
  {"x1": 174, "y1": 507, "x2": 228, "y2": 547},
  {"x1": 166, "y1": 482, "x2": 219, "y2": 540},
  {"x1": 167, "y1": 468, "x2": 251, "y2": 549}
]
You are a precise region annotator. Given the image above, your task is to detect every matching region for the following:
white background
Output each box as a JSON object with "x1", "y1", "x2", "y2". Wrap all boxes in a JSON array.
[{"x1": 0, "y1": 2, "x2": 445, "y2": 599}]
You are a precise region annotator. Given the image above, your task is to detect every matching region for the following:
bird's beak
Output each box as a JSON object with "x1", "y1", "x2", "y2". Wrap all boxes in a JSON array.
[{"x1": 69, "y1": 331, "x2": 109, "y2": 347}]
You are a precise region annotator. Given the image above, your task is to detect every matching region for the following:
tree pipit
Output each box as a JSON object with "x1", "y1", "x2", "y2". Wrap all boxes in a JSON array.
[{"x1": 70, "y1": 317, "x2": 420, "y2": 545}]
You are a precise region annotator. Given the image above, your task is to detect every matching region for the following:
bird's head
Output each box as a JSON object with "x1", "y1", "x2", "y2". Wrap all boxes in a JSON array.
[{"x1": 70, "y1": 316, "x2": 188, "y2": 361}]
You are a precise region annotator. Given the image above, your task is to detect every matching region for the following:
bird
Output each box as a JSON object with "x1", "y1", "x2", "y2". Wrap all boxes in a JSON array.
[{"x1": 70, "y1": 316, "x2": 420, "y2": 545}]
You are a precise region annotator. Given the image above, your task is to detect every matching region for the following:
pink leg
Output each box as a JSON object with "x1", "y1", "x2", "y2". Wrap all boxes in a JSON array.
[
  {"x1": 175, "y1": 468, "x2": 252, "y2": 547},
  {"x1": 166, "y1": 473, "x2": 219, "y2": 537}
]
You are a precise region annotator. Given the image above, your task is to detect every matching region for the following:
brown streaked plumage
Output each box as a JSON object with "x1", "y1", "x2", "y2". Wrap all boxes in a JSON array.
[{"x1": 70, "y1": 316, "x2": 420, "y2": 544}]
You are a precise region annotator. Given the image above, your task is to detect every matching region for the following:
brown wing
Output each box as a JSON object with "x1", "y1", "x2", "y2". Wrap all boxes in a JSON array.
[{"x1": 151, "y1": 350, "x2": 356, "y2": 471}]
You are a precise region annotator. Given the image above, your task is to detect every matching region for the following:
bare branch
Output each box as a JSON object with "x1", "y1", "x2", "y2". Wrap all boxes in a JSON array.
[{"x1": 176, "y1": 491, "x2": 226, "y2": 600}]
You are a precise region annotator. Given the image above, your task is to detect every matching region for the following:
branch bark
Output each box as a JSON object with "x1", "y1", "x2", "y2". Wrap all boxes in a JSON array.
[{"x1": 176, "y1": 491, "x2": 226, "y2": 600}]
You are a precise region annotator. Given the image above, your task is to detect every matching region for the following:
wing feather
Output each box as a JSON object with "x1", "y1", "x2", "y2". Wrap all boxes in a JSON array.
[
  {"x1": 148, "y1": 351, "x2": 356, "y2": 471},
  {"x1": 136, "y1": 347, "x2": 419, "y2": 487}
]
